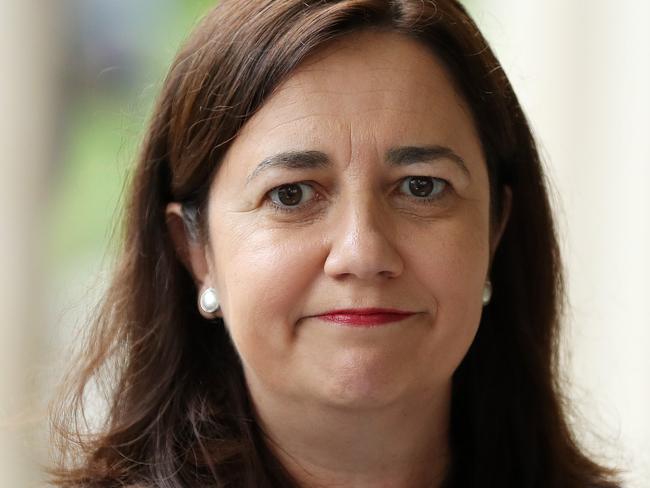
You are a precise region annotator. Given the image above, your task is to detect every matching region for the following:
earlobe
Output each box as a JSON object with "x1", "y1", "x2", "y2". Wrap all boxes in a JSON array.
[{"x1": 165, "y1": 202, "x2": 211, "y2": 286}]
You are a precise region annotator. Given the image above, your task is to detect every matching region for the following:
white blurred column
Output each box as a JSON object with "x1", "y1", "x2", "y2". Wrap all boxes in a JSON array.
[
  {"x1": 467, "y1": 1, "x2": 650, "y2": 486},
  {"x1": 0, "y1": 0, "x2": 64, "y2": 486}
]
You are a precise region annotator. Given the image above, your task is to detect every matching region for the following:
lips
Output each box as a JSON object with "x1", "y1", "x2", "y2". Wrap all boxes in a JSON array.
[{"x1": 315, "y1": 308, "x2": 416, "y2": 327}]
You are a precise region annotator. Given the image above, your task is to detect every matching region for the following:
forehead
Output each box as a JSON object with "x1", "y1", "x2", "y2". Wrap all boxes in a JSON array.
[{"x1": 219, "y1": 30, "x2": 482, "y2": 177}]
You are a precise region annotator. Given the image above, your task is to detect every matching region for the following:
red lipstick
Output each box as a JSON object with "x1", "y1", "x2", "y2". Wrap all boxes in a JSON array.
[{"x1": 316, "y1": 308, "x2": 415, "y2": 327}]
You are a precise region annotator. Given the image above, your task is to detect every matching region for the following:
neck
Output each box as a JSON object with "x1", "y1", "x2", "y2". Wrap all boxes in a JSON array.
[{"x1": 248, "y1": 379, "x2": 452, "y2": 488}]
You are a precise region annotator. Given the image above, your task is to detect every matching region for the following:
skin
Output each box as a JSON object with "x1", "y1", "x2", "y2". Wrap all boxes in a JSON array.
[{"x1": 167, "y1": 31, "x2": 511, "y2": 488}]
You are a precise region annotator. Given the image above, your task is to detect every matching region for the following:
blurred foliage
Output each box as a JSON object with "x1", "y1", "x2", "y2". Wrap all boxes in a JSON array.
[{"x1": 46, "y1": 0, "x2": 216, "y2": 272}]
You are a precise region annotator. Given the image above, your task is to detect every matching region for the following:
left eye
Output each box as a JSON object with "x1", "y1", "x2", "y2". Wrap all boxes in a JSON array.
[
  {"x1": 399, "y1": 177, "x2": 447, "y2": 199},
  {"x1": 268, "y1": 183, "x2": 316, "y2": 209}
]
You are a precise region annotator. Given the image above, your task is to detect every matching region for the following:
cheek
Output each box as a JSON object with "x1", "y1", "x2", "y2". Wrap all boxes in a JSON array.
[
  {"x1": 212, "y1": 220, "x2": 320, "y2": 364},
  {"x1": 422, "y1": 217, "x2": 490, "y2": 299},
  {"x1": 407, "y1": 211, "x2": 490, "y2": 374}
]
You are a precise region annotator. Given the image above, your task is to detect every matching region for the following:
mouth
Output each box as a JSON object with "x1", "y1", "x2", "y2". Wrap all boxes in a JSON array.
[{"x1": 314, "y1": 308, "x2": 417, "y2": 327}]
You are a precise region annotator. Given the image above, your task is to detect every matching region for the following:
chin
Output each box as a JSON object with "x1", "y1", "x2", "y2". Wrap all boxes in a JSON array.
[{"x1": 305, "y1": 358, "x2": 420, "y2": 410}]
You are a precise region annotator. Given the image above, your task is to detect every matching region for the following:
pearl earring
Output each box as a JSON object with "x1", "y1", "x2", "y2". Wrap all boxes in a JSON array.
[
  {"x1": 482, "y1": 280, "x2": 492, "y2": 306},
  {"x1": 199, "y1": 287, "x2": 220, "y2": 314}
]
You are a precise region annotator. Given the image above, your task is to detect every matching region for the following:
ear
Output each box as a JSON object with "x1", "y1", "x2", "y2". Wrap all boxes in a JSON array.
[
  {"x1": 166, "y1": 203, "x2": 224, "y2": 319},
  {"x1": 165, "y1": 202, "x2": 210, "y2": 284},
  {"x1": 490, "y1": 185, "x2": 512, "y2": 263}
]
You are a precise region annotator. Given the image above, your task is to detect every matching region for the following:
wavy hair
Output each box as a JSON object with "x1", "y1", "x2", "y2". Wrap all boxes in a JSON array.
[{"x1": 50, "y1": 1, "x2": 621, "y2": 486}]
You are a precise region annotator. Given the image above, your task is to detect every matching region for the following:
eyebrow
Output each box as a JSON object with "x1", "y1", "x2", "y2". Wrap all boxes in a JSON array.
[{"x1": 245, "y1": 145, "x2": 470, "y2": 185}]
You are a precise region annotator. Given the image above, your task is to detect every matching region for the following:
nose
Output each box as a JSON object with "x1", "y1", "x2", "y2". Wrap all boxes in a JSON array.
[{"x1": 323, "y1": 196, "x2": 404, "y2": 281}]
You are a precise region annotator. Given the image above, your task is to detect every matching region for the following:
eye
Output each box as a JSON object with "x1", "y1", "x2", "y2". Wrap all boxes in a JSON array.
[
  {"x1": 267, "y1": 182, "x2": 317, "y2": 212},
  {"x1": 399, "y1": 176, "x2": 448, "y2": 201}
]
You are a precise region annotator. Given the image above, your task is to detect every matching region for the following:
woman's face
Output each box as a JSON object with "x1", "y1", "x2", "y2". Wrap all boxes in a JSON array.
[{"x1": 196, "y1": 31, "x2": 495, "y2": 409}]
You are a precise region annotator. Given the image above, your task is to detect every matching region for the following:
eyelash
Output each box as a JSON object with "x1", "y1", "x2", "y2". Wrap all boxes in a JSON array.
[{"x1": 265, "y1": 177, "x2": 451, "y2": 215}]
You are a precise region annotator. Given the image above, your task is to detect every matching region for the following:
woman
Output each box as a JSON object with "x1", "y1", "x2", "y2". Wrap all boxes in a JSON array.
[{"x1": 50, "y1": 0, "x2": 622, "y2": 487}]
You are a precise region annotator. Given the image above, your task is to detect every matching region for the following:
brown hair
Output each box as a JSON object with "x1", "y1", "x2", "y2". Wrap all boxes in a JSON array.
[{"x1": 50, "y1": 1, "x2": 621, "y2": 486}]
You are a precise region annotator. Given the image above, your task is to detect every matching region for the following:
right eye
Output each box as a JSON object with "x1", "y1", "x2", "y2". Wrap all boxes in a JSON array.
[{"x1": 267, "y1": 182, "x2": 318, "y2": 213}]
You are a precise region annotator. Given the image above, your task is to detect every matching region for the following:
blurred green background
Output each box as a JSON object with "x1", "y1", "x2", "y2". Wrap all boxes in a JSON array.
[{"x1": 46, "y1": 0, "x2": 215, "y2": 274}]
